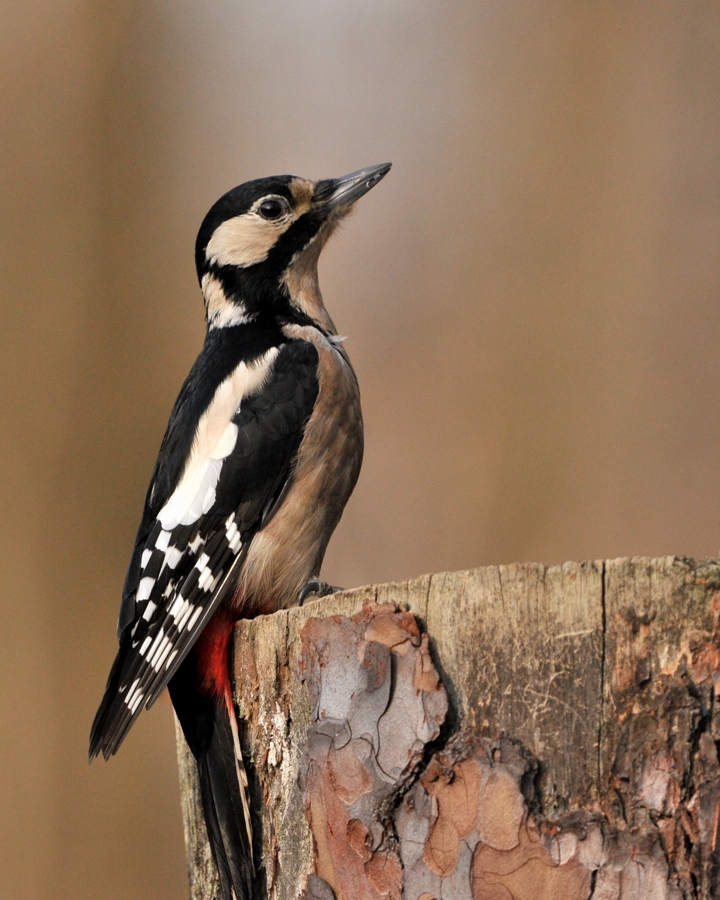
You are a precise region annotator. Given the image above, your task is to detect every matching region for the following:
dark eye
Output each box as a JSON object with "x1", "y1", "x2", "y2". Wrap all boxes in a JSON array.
[{"x1": 258, "y1": 197, "x2": 286, "y2": 220}]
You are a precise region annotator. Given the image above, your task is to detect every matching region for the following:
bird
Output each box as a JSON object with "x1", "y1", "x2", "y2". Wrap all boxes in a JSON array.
[{"x1": 89, "y1": 162, "x2": 391, "y2": 900}]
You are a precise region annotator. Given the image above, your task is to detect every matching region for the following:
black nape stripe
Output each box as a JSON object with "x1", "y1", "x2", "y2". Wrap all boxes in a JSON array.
[
  {"x1": 205, "y1": 261, "x2": 331, "y2": 338},
  {"x1": 209, "y1": 263, "x2": 282, "y2": 317},
  {"x1": 278, "y1": 305, "x2": 331, "y2": 337}
]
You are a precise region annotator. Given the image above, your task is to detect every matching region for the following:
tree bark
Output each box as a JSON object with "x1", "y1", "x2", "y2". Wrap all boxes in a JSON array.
[{"x1": 176, "y1": 557, "x2": 720, "y2": 900}]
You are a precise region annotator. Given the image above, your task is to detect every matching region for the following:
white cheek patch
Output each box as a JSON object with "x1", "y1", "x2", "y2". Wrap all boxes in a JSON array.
[
  {"x1": 157, "y1": 347, "x2": 280, "y2": 530},
  {"x1": 205, "y1": 212, "x2": 292, "y2": 268}
]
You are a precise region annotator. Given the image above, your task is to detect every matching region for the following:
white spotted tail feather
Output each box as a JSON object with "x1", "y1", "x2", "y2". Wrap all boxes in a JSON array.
[{"x1": 90, "y1": 512, "x2": 246, "y2": 759}]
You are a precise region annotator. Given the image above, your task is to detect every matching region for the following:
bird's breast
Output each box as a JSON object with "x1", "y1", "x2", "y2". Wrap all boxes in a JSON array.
[{"x1": 233, "y1": 323, "x2": 363, "y2": 613}]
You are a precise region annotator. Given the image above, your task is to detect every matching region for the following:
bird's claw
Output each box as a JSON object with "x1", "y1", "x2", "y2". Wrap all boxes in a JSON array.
[{"x1": 298, "y1": 577, "x2": 342, "y2": 606}]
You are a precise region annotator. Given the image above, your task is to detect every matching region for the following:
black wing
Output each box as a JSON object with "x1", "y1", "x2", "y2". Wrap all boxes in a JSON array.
[{"x1": 90, "y1": 338, "x2": 319, "y2": 759}]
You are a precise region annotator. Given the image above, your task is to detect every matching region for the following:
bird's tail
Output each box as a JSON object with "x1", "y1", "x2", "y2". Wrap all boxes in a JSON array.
[{"x1": 170, "y1": 609, "x2": 254, "y2": 900}]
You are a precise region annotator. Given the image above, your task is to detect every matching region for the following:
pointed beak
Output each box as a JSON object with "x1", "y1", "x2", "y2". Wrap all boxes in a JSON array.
[{"x1": 315, "y1": 163, "x2": 392, "y2": 211}]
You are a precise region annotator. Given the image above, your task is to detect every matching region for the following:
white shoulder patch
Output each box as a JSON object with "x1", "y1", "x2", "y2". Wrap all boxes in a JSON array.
[{"x1": 158, "y1": 347, "x2": 280, "y2": 530}]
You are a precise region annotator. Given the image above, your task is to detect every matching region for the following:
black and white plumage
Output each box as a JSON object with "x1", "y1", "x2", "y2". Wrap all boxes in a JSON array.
[{"x1": 90, "y1": 163, "x2": 391, "y2": 900}]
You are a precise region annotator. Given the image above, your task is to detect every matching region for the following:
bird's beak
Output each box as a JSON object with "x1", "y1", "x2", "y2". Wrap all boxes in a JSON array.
[{"x1": 315, "y1": 163, "x2": 392, "y2": 211}]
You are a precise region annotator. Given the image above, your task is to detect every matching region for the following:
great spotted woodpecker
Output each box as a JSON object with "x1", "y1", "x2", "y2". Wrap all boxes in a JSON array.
[{"x1": 89, "y1": 163, "x2": 391, "y2": 900}]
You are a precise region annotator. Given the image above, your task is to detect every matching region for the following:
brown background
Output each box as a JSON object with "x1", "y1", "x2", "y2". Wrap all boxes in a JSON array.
[{"x1": 2, "y1": 3, "x2": 720, "y2": 898}]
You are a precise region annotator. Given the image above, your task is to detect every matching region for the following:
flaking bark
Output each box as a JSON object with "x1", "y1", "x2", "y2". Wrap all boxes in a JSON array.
[{"x1": 176, "y1": 557, "x2": 720, "y2": 900}]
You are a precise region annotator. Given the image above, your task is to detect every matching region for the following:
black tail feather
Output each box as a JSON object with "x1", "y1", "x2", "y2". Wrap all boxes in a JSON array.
[
  {"x1": 170, "y1": 651, "x2": 253, "y2": 900},
  {"x1": 196, "y1": 712, "x2": 254, "y2": 900},
  {"x1": 89, "y1": 637, "x2": 133, "y2": 761}
]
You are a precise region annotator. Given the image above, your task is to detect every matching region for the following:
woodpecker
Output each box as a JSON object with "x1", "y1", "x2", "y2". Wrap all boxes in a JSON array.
[{"x1": 89, "y1": 163, "x2": 391, "y2": 900}]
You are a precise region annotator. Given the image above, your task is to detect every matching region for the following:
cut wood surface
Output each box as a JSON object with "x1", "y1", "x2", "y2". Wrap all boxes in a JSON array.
[{"x1": 176, "y1": 557, "x2": 720, "y2": 900}]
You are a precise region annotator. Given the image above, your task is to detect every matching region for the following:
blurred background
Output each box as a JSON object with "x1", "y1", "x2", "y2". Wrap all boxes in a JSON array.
[{"x1": 2, "y1": 1, "x2": 720, "y2": 897}]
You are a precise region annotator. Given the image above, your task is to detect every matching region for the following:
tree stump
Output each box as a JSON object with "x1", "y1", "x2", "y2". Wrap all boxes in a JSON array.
[{"x1": 175, "y1": 557, "x2": 720, "y2": 900}]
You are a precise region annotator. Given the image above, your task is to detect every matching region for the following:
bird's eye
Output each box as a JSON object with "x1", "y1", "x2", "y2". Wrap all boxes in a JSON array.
[{"x1": 257, "y1": 197, "x2": 287, "y2": 220}]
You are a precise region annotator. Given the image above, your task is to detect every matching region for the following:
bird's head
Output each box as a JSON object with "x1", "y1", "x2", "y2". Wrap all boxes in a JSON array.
[{"x1": 195, "y1": 163, "x2": 391, "y2": 332}]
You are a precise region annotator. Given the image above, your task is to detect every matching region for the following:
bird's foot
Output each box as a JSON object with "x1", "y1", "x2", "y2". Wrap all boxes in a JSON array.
[{"x1": 298, "y1": 577, "x2": 343, "y2": 606}]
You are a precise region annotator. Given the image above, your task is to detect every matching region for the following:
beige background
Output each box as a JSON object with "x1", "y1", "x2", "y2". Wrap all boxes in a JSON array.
[{"x1": 3, "y1": 2, "x2": 720, "y2": 897}]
